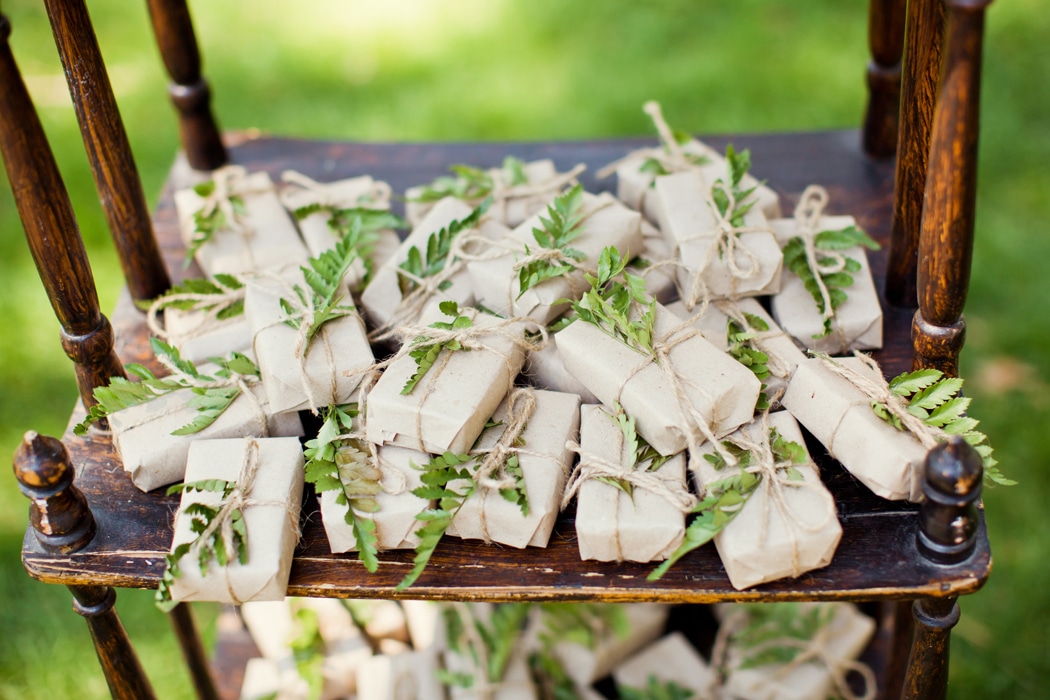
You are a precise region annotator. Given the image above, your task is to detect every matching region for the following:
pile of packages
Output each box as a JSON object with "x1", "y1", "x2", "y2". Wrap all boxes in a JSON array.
[
  {"x1": 78, "y1": 101, "x2": 995, "y2": 610},
  {"x1": 237, "y1": 599, "x2": 877, "y2": 700}
]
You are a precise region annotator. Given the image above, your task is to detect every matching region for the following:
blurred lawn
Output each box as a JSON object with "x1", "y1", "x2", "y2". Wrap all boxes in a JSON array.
[{"x1": 0, "y1": 0, "x2": 1047, "y2": 697}]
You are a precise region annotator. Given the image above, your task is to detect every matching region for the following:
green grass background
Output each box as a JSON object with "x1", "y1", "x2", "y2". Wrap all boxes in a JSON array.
[{"x1": 0, "y1": 0, "x2": 1046, "y2": 697}]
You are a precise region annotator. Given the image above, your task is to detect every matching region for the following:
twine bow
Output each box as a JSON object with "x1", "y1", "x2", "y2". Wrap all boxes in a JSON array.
[
  {"x1": 471, "y1": 387, "x2": 538, "y2": 492},
  {"x1": 793, "y1": 185, "x2": 848, "y2": 329}
]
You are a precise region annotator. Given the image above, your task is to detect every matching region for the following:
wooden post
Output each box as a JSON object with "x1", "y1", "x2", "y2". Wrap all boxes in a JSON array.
[
  {"x1": 14, "y1": 432, "x2": 158, "y2": 700},
  {"x1": 145, "y1": 0, "x2": 228, "y2": 170},
  {"x1": 886, "y1": 0, "x2": 946, "y2": 307},
  {"x1": 170, "y1": 603, "x2": 222, "y2": 700},
  {"x1": 913, "y1": 0, "x2": 992, "y2": 375},
  {"x1": 43, "y1": 0, "x2": 171, "y2": 304},
  {"x1": 0, "y1": 12, "x2": 125, "y2": 415},
  {"x1": 863, "y1": 0, "x2": 906, "y2": 157}
]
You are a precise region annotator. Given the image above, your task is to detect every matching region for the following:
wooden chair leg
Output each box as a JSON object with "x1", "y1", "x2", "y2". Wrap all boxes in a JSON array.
[
  {"x1": 902, "y1": 597, "x2": 959, "y2": 700},
  {"x1": 170, "y1": 603, "x2": 222, "y2": 700},
  {"x1": 42, "y1": 0, "x2": 170, "y2": 304},
  {"x1": 886, "y1": 0, "x2": 946, "y2": 308},
  {"x1": 863, "y1": 0, "x2": 906, "y2": 158},
  {"x1": 0, "y1": 12, "x2": 125, "y2": 417},
  {"x1": 145, "y1": 0, "x2": 228, "y2": 170}
]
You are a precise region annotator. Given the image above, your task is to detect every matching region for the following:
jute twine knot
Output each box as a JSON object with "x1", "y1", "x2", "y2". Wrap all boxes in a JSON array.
[
  {"x1": 793, "y1": 185, "x2": 848, "y2": 329},
  {"x1": 714, "y1": 300, "x2": 793, "y2": 380},
  {"x1": 154, "y1": 348, "x2": 267, "y2": 435},
  {"x1": 196, "y1": 165, "x2": 268, "y2": 237},
  {"x1": 145, "y1": 276, "x2": 248, "y2": 345},
  {"x1": 369, "y1": 260, "x2": 466, "y2": 343},
  {"x1": 471, "y1": 387, "x2": 537, "y2": 492}
]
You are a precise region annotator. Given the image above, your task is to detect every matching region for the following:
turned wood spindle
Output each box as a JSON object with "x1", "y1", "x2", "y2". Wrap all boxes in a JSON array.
[
  {"x1": 913, "y1": 0, "x2": 992, "y2": 375},
  {"x1": 886, "y1": 0, "x2": 947, "y2": 307},
  {"x1": 14, "y1": 432, "x2": 158, "y2": 700},
  {"x1": 0, "y1": 13, "x2": 125, "y2": 416},
  {"x1": 146, "y1": 0, "x2": 228, "y2": 170},
  {"x1": 44, "y1": 0, "x2": 171, "y2": 304},
  {"x1": 862, "y1": 0, "x2": 906, "y2": 157}
]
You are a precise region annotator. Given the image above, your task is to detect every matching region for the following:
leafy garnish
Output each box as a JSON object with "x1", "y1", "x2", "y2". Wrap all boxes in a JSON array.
[
  {"x1": 292, "y1": 204, "x2": 405, "y2": 286},
  {"x1": 536, "y1": 603, "x2": 629, "y2": 651},
  {"x1": 570, "y1": 247, "x2": 657, "y2": 360},
  {"x1": 401, "y1": 301, "x2": 474, "y2": 395},
  {"x1": 619, "y1": 676, "x2": 695, "y2": 700},
  {"x1": 440, "y1": 604, "x2": 530, "y2": 689},
  {"x1": 185, "y1": 180, "x2": 247, "y2": 267},
  {"x1": 397, "y1": 199, "x2": 491, "y2": 296},
  {"x1": 139, "y1": 273, "x2": 246, "y2": 320},
  {"x1": 280, "y1": 231, "x2": 361, "y2": 350},
  {"x1": 288, "y1": 606, "x2": 326, "y2": 700},
  {"x1": 304, "y1": 404, "x2": 381, "y2": 571},
  {"x1": 731, "y1": 603, "x2": 836, "y2": 669},
  {"x1": 410, "y1": 157, "x2": 528, "y2": 204},
  {"x1": 709, "y1": 145, "x2": 758, "y2": 228},
  {"x1": 517, "y1": 184, "x2": 587, "y2": 297},
  {"x1": 596, "y1": 405, "x2": 670, "y2": 499},
  {"x1": 727, "y1": 312, "x2": 772, "y2": 410},
  {"x1": 75, "y1": 338, "x2": 259, "y2": 435}
]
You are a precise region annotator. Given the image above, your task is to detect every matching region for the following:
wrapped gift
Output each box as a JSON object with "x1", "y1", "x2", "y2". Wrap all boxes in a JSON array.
[
  {"x1": 652, "y1": 169, "x2": 782, "y2": 303},
  {"x1": 523, "y1": 334, "x2": 600, "y2": 404},
  {"x1": 441, "y1": 603, "x2": 537, "y2": 700},
  {"x1": 318, "y1": 444, "x2": 432, "y2": 552},
  {"x1": 558, "y1": 302, "x2": 761, "y2": 456},
  {"x1": 174, "y1": 166, "x2": 309, "y2": 277},
  {"x1": 446, "y1": 388, "x2": 581, "y2": 548},
  {"x1": 279, "y1": 171, "x2": 402, "y2": 292},
  {"x1": 568, "y1": 405, "x2": 693, "y2": 563},
  {"x1": 162, "y1": 437, "x2": 304, "y2": 606},
  {"x1": 466, "y1": 189, "x2": 643, "y2": 325},
  {"x1": 782, "y1": 355, "x2": 928, "y2": 501},
  {"x1": 357, "y1": 649, "x2": 444, "y2": 700},
  {"x1": 406, "y1": 158, "x2": 584, "y2": 228},
  {"x1": 108, "y1": 372, "x2": 302, "y2": 493},
  {"x1": 244, "y1": 267, "x2": 374, "y2": 414},
  {"x1": 366, "y1": 303, "x2": 533, "y2": 455},
  {"x1": 162, "y1": 306, "x2": 251, "y2": 365},
  {"x1": 719, "y1": 603, "x2": 876, "y2": 700},
  {"x1": 769, "y1": 186, "x2": 882, "y2": 354},
  {"x1": 693, "y1": 411, "x2": 842, "y2": 590},
  {"x1": 627, "y1": 220, "x2": 679, "y2": 305},
  {"x1": 613, "y1": 632, "x2": 715, "y2": 698},
  {"x1": 361, "y1": 197, "x2": 508, "y2": 339}
]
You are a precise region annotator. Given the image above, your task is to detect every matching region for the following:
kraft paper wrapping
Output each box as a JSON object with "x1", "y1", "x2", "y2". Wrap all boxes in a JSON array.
[
  {"x1": 168, "y1": 437, "x2": 304, "y2": 605},
  {"x1": 405, "y1": 159, "x2": 561, "y2": 228},
  {"x1": 361, "y1": 198, "x2": 508, "y2": 333},
  {"x1": 613, "y1": 632, "x2": 715, "y2": 698},
  {"x1": 357, "y1": 650, "x2": 445, "y2": 700},
  {"x1": 280, "y1": 174, "x2": 400, "y2": 293},
  {"x1": 366, "y1": 304, "x2": 529, "y2": 455},
  {"x1": 628, "y1": 220, "x2": 679, "y2": 305},
  {"x1": 523, "y1": 335, "x2": 600, "y2": 405},
  {"x1": 651, "y1": 170, "x2": 782, "y2": 301},
  {"x1": 782, "y1": 357, "x2": 926, "y2": 501},
  {"x1": 574, "y1": 405, "x2": 688, "y2": 563},
  {"x1": 467, "y1": 192, "x2": 643, "y2": 325},
  {"x1": 244, "y1": 268, "x2": 374, "y2": 414},
  {"x1": 693, "y1": 411, "x2": 842, "y2": 590},
  {"x1": 403, "y1": 600, "x2": 445, "y2": 651},
  {"x1": 163, "y1": 307, "x2": 252, "y2": 365},
  {"x1": 446, "y1": 389, "x2": 581, "y2": 548},
  {"x1": 666, "y1": 298, "x2": 807, "y2": 405},
  {"x1": 721, "y1": 603, "x2": 876, "y2": 700},
  {"x1": 174, "y1": 170, "x2": 309, "y2": 278},
  {"x1": 444, "y1": 648, "x2": 536, "y2": 700},
  {"x1": 769, "y1": 215, "x2": 883, "y2": 354},
  {"x1": 109, "y1": 380, "x2": 302, "y2": 493},
  {"x1": 558, "y1": 304, "x2": 762, "y2": 456},
  {"x1": 318, "y1": 444, "x2": 432, "y2": 552}
]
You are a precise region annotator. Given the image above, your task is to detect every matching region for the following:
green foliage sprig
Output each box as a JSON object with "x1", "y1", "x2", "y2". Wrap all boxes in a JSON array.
[
  {"x1": 649, "y1": 428, "x2": 807, "y2": 580},
  {"x1": 596, "y1": 405, "x2": 670, "y2": 500},
  {"x1": 185, "y1": 180, "x2": 246, "y2": 267},
  {"x1": 397, "y1": 198, "x2": 491, "y2": 296},
  {"x1": 731, "y1": 603, "x2": 836, "y2": 669},
  {"x1": 292, "y1": 204, "x2": 405, "y2": 286},
  {"x1": 156, "y1": 478, "x2": 247, "y2": 611},
  {"x1": 138, "y1": 273, "x2": 246, "y2": 320},
  {"x1": 440, "y1": 603, "x2": 531, "y2": 690},
  {"x1": 782, "y1": 224, "x2": 879, "y2": 337},
  {"x1": 619, "y1": 676, "x2": 696, "y2": 700},
  {"x1": 288, "y1": 606, "x2": 326, "y2": 700},
  {"x1": 280, "y1": 231, "x2": 362, "y2": 351},
  {"x1": 726, "y1": 312, "x2": 772, "y2": 411},
  {"x1": 304, "y1": 404, "x2": 381, "y2": 572},
  {"x1": 876, "y1": 368, "x2": 1013, "y2": 486},
  {"x1": 410, "y1": 157, "x2": 528, "y2": 204},
  {"x1": 709, "y1": 145, "x2": 758, "y2": 228},
  {"x1": 570, "y1": 246, "x2": 657, "y2": 360},
  {"x1": 528, "y1": 603, "x2": 628, "y2": 700},
  {"x1": 517, "y1": 184, "x2": 587, "y2": 297},
  {"x1": 75, "y1": 338, "x2": 259, "y2": 436},
  {"x1": 641, "y1": 121, "x2": 709, "y2": 178},
  {"x1": 401, "y1": 301, "x2": 474, "y2": 395}
]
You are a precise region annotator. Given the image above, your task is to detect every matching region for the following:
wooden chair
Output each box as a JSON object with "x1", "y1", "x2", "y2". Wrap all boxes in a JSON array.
[{"x1": 2, "y1": 1, "x2": 993, "y2": 698}]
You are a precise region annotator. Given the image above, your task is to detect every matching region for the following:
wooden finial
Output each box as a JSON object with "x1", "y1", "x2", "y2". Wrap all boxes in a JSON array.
[
  {"x1": 917, "y1": 436, "x2": 982, "y2": 565},
  {"x1": 13, "y1": 431, "x2": 97, "y2": 554}
]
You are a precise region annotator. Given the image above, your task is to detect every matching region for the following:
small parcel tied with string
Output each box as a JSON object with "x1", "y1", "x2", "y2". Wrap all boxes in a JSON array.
[
  {"x1": 659, "y1": 411, "x2": 842, "y2": 590},
  {"x1": 439, "y1": 603, "x2": 536, "y2": 700},
  {"x1": 75, "y1": 339, "x2": 300, "y2": 492},
  {"x1": 769, "y1": 185, "x2": 883, "y2": 354},
  {"x1": 143, "y1": 273, "x2": 250, "y2": 364},
  {"x1": 158, "y1": 437, "x2": 305, "y2": 609},
  {"x1": 613, "y1": 632, "x2": 717, "y2": 700},
  {"x1": 465, "y1": 187, "x2": 644, "y2": 325},
  {"x1": 715, "y1": 602, "x2": 877, "y2": 700},
  {"x1": 174, "y1": 166, "x2": 309, "y2": 276},
  {"x1": 245, "y1": 235, "x2": 375, "y2": 415},
  {"x1": 557, "y1": 247, "x2": 761, "y2": 456}
]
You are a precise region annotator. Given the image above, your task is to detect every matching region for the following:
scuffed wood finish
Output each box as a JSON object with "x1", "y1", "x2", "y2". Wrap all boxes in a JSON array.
[
  {"x1": 863, "y1": 0, "x2": 906, "y2": 157},
  {"x1": 0, "y1": 13, "x2": 125, "y2": 414},
  {"x1": 170, "y1": 604, "x2": 221, "y2": 700},
  {"x1": 918, "y1": 438, "x2": 983, "y2": 564},
  {"x1": 914, "y1": 0, "x2": 992, "y2": 375},
  {"x1": 21, "y1": 136, "x2": 990, "y2": 607},
  {"x1": 902, "y1": 597, "x2": 958, "y2": 700},
  {"x1": 43, "y1": 0, "x2": 170, "y2": 303},
  {"x1": 146, "y1": 0, "x2": 228, "y2": 170},
  {"x1": 886, "y1": 0, "x2": 946, "y2": 307}
]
